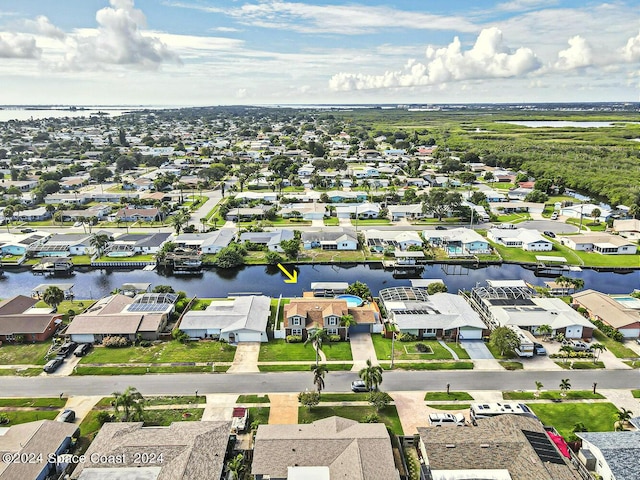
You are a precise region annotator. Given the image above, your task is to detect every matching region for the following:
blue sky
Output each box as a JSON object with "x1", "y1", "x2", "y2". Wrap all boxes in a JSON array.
[{"x1": 0, "y1": 0, "x2": 639, "y2": 105}]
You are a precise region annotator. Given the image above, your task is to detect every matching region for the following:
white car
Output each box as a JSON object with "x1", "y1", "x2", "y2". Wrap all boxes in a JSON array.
[
  {"x1": 428, "y1": 413, "x2": 466, "y2": 427},
  {"x1": 73, "y1": 221, "x2": 83, "y2": 227}
]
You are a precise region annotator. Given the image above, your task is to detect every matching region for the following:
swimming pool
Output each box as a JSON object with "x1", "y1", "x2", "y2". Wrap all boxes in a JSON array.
[
  {"x1": 107, "y1": 251, "x2": 135, "y2": 258},
  {"x1": 612, "y1": 296, "x2": 640, "y2": 309},
  {"x1": 335, "y1": 294, "x2": 364, "y2": 307}
]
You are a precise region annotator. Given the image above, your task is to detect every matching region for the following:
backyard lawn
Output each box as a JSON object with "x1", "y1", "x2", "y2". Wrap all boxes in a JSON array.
[
  {"x1": 258, "y1": 339, "x2": 353, "y2": 362},
  {"x1": 79, "y1": 340, "x2": 236, "y2": 364},
  {"x1": 529, "y1": 402, "x2": 620, "y2": 439},
  {"x1": 0, "y1": 342, "x2": 52, "y2": 365},
  {"x1": 371, "y1": 335, "x2": 467, "y2": 361},
  {"x1": 298, "y1": 405, "x2": 403, "y2": 435}
]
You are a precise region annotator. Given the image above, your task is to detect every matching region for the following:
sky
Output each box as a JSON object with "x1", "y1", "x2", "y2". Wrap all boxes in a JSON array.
[{"x1": 0, "y1": 0, "x2": 639, "y2": 105}]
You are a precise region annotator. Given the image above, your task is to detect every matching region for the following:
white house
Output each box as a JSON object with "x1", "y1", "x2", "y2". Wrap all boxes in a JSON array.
[
  {"x1": 179, "y1": 295, "x2": 271, "y2": 343},
  {"x1": 335, "y1": 202, "x2": 380, "y2": 219},
  {"x1": 577, "y1": 432, "x2": 640, "y2": 480},
  {"x1": 387, "y1": 204, "x2": 424, "y2": 221},
  {"x1": 171, "y1": 230, "x2": 235, "y2": 254},
  {"x1": 559, "y1": 233, "x2": 638, "y2": 255},
  {"x1": 364, "y1": 229, "x2": 423, "y2": 252},
  {"x1": 302, "y1": 228, "x2": 358, "y2": 250},
  {"x1": 240, "y1": 229, "x2": 295, "y2": 252},
  {"x1": 487, "y1": 228, "x2": 553, "y2": 251},
  {"x1": 561, "y1": 203, "x2": 611, "y2": 222},
  {"x1": 426, "y1": 227, "x2": 491, "y2": 255}
]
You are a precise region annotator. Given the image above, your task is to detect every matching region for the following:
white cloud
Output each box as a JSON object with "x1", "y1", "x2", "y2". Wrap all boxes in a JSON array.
[
  {"x1": 495, "y1": 0, "x2": 557, "y2": 12},
  {"x1": 0, "y1": 33, "x2": 41, "y2": 58},
  {"x1": 329, "y1": 27, "x2": 540, "y2": 91},
  {"x1": 623, "y1": 31, "x2": 640, "y2": 62},
  {"x1": 211, "y1": 26, "x2": 240, "y2": 33},
  {"x1": 168, "y1": 1, "x2": 478, "y2": 35},
  {"x1": 22, "y1": 15, "x2": 66, "y2": 40},
  {"x1": 554, "y1": 35, "x2": 593, "y2": 70},
  {"x1": 66, "y1": 0, "x2": 180, "y2": 69},
  {"x1": 236, "y1": 88, "x2": 248, "y2": 98}
]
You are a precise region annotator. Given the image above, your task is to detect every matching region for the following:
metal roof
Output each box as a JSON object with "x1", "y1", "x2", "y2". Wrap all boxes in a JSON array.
[{"x1": 379, "y1": 287, "x2": 430, "y2": 303}]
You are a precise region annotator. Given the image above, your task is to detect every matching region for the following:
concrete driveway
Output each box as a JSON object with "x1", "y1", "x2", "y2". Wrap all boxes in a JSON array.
[
  {"x1": 61, "y1": 396, "x2": 102, "y2": 423},
  {"x1": 228, "y1": 342, "x2": 260, "y2": 374},
  {"x1": 460, "y1": 340, "x2": 494, "y2": 360},
  {"x1": 349, "y1": 332, "x2": 378, "y2": 371},
  {"x1": 516, "y1": 220, "x2": 578, "y2": 234},
  {"x1": 202, "y1": 393, "x2": 238, "y2": 421}
]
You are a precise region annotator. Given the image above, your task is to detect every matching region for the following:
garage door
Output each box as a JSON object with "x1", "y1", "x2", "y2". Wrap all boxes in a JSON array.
[{"x1": 350, "y1": 324, "x2": 371, "y2": 334}]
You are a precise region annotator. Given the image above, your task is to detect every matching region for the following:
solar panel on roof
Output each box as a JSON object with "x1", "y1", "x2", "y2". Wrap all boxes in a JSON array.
[
  {"x1": 522, "y1": 430, "x2": 565, "y2": 465},
  {"x1": 127, "y1": 303, "x2": 167, "y2": 312}
]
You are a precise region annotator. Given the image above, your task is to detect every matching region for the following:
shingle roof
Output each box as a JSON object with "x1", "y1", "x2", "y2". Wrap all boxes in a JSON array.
[
  {"x1": 180, "y1": 295, "x2": 270, "y2": 333},
  {"x1": 252, "y1": 417, "x2": 399, "y2": 480},
  {"x1": 578, "y1": 431, "x2": 640, "y2": 480}
]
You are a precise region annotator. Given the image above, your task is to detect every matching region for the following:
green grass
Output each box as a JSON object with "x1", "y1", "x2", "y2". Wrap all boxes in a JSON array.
[
  {"x1": 446, "y1": 342, "x2": 471, "y2": 360},
  {"x1": 94, "y1": 254, "x2": 156, "y2": 262},
  {"x1": 74, "y1": 365, "x2": 217, "y2": 375},
  {"x1": 144, "y1": 396, "x2": 200, "y2": 406},
  {"x1": 371, "y1": 335, "x2": 461, "y2": 361},
  {"x1": 79, "y1": 410, "x2": 104, "y2": 437},
  {"x1": 485, "y1": 343, "x2": 517, "y2": 360},
  {"x1": 237, "y1": 395, "x2": 270, "y2": 404},
  {"x1": 529, "y1": 402, "x2": 619, "y2": 439},
  {"x1": 381, "y1": 361, "x2": 474, "y2": 370},
  {"x1": 0, "y1": 367, "x2": 43, "y2": 376},
  {"x1": 632, "y1": 390, "x2": 640, "y2": 398},
  {"x1": 71, "y1": 255, "x2": 92, "y2": 264},
  {"x1": 555, "y1": 361, "x2": 605, "y2": 369},
  {"x1": 318, "y1": 393, "x2": 371, "y2": 402},
  {"x1": 0, "y1": 343, "x2": 52, "y2": 365},
  {"x1": 500, "y1": 361, "x2": 524, "y2": 370},
  {"x1": 296, "y1": 249, "x2": 367, "y2": 263},
  {"x1": 352, "y1": 219, "x2": 391, "y2": 225},
  {"x1": 0, "y1": 397, "x2": 66, "y2": 407},
  {"x1": 33, "y1": 299, "x2": 93, "y2": 316},
  {"x1": 298, "y1": 405, "x2": 403, "y2": 435},
  {"x1": 424, "y1": 392, "x2": 473, "y2": 401},
  {"x1": 0, "y1": 410, "x2": 59, "y2": 425},
  {"x1": 592, "y1": 330, "x2": 639, "y2": 358},
  {"x1": 503, "y1": 390, "x2": 605, "y2": 400},
  {"x1": 324, "y1": 217, "x2": 340, "y2": 226},
  {"x1": 142, "y1": 408, "x2": 204, "y2": 426},
  {"x1": 426, "y1": 404, "x2": 471, "y2": 410},
  {"x1": 258, "y1": 363, "x2": 353, "y2": 372},
  {"x1": 625, "y1": 361, "x2": 640, "y2": 369},
  {"x1": 80, "y1": 341, "x2": 236, "y2": 364},
  {"x1": 258, "y1": 339, "x2": 317, "y2": 362},
  {"x1": 248, "y1": 407, "x2": 270, "y2": 427}
]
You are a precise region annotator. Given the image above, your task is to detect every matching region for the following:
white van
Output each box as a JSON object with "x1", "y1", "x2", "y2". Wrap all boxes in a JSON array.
[
  {"x1": 470, "y1": 402, "x2": 538, "y2": 425},
  {"x1": 428, "y1": 413, "x2": 465, "y2": 427}
]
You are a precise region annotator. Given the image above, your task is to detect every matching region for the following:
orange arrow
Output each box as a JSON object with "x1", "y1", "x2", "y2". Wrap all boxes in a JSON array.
[{"x1": 277, "y1": 263, "x2": 298, "y2": 283}]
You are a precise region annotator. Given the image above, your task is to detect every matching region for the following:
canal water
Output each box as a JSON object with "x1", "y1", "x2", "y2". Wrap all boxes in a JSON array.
[{"x1": 2, "y1": 264, "x2": 638, "y2": 299}]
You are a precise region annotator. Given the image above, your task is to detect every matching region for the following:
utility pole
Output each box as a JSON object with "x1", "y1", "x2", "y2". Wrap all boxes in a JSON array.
[
  {"x1": 578, "y1": 203, "x2": 584, "y2": 232},
  {"x1": 390, "y1": 328, "x2": 396, "y2": 369}
]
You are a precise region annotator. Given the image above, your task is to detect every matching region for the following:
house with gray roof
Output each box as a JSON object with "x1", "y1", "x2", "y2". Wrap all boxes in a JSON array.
[
  {"x1": 240, "y1": 229, "x2": 294, "y2": 252},
  {"x1": 302, "y1": 228, "x2": 358, "y2": 250},
  {"x1": 576, "y1": 431, "x2": 640, "y2": 480},
  {"x1": 71, "y1": 421, "x2": 232, "y2": 480},
  {"x1": 180, "y1": 295, "x2": 271, "y2": 343},
  {"x1": 171, "y1": 229, "x2": 235, "y2": 254},
  {"x1": 0, "y1": 420, "x2": 78, "y2": 480},
  {"x1": 252, "y1": 416, "x2": 400, "y2": 480},
  {"x1": 418, "y1": 415, "x2": 582, "y2": 480}
]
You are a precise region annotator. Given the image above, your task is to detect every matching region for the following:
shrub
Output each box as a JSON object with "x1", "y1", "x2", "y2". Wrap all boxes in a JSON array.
[
  {"x1": 398, "y1": 333, "x2": 417, "y2": 342},
  {"x1": 592, "y1": 320, "x2": 624, "y2": 342},
  {"x1": 286, "y1": 335, "x2": 303, "y2": 343},
  {"x1": 96, "y1": 411, "x2": 113, "y2": 426},
  {"x1": 102, "y1": 336, "x2": 130, "y2": 348},
  {"x1": 415, "y1": 343, "x2": 428, "y2": 352},
  {"x1": 139, "y1": 340, "x2": 152, "y2": 347},
  {"x1": 362, "y1": 413, "x2": 379, "y2": 423},
  {"x1": 0, "y1": 413, "x2": 8, "y2": 425},
  {"x1": 329, "y1": 335, "x2": 341, "y2": 342}
]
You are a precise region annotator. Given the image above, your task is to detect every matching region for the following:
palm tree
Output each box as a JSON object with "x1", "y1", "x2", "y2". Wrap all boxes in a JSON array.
[
  {"x1": 43, "y1": 286, "x2": 65, "y2": 312},
  {"x1": 359, "y1": 359, "x2": 383, "y2": 391},
  {"x1": 560, "y1": 345, "x2": 574, "y2": 363},
  {"x1": 559, "y1": 378, "x2": 571, "y2": 397},
  {"x1": 90, "y1": 233, "x2": 110, "y2": 258},
  {"x1": 3, "y1": 205, "x2": 13, "y2": 232},
  {"x1": 340, "y1": 314, "x2": 356, "y2": 340},
  {"x1": 591, "y1": 207, "x2": 601, "y2": 224},
  {"x1": 537, "y1": 324, "x2": 552, "y2": 340},
  {"x1": 534, "y1": 381, "x2": 543, "y2": 398},
  {"x1": 304, "y1": 328, "x2": 331, "y2": 367},
  {"x1": 226, "y1": 453, "x2": 244, "y2": 480},
  {"x1": 311, "y1": 364, "x2": 328, "y2": 393},
  {"x1": 171, "y1": 212, "x2": 188, "y2": 235},
  {"x1": 616, "y1": 407, "x2": 633, "y2": 427},
  {"x1": 112, "y1": 386, "x2": 145, "y2": 422},
  {"x1": 590, "y1": 343, "x2": 606, "y2": 363}
]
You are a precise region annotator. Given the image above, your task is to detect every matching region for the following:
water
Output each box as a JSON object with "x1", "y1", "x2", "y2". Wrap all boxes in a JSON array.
[
  {"x1": 498, "y1": 121, "x2": 639, "y2": 128},
  {"x1": 1, "y1": 264, "x2": 637, "y2": 300},
  {"x1": 0, "y1": 106, "x2": 170, "y2": 122}
]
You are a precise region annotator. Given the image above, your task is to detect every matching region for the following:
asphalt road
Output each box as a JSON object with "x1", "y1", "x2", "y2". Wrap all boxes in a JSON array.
[{"x1": 2, "y1": 370, "x2": 638, "y2": 397}]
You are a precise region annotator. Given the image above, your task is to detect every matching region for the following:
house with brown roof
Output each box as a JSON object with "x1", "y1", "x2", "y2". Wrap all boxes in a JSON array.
[
  {"x1": 71, "y1": 421, "x2": 232, "y2": 480},
  {"x1": 417, "y1": 415, "x2": 582, "y2": 480},
  {"x1": 0, "y1": 295, "x2": 62, "y2": 342},
  {"x1": 283, "y1": 298, "x2": 378, "y2": 340},
  {"x1": 252, "y1": 416, "x2": 400, "y2": 480},
  {"x1": 0, "y1": 420, "x2": 78, "y2": 480},
  {"x1": 572, "y1": 290, "x2": 640, "y2": 338}
]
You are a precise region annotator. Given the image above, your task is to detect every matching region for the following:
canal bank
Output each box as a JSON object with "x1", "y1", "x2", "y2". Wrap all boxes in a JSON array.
[{"x1": 0, "y1": 263, "x2": 637, "y2": 299}]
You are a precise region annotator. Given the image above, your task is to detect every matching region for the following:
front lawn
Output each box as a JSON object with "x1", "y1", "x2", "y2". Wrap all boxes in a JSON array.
[
  {"x1": 258, "y1": 363, "x2": 352, "y2": 372},
  {"x1": 249, "y1": 407, "x2": 270, "y2": 427},
  {"x1": 80, "y1": 340, "x2": 236, "y2": 364},
  {"x1": 485, "y1": 343, "x2": 517, "y2": 360},
  {"x1": 142, "y1": 408, "x2": 203, "y2": 426},
  {"x1": 371, "y1": 335, "x2": 463, "y2": 361},
  {"x1": 298, "y1": 405, "x2": 403, "y2": 435},
  {"x1": 237, "y1": 395, "x2": 270, "y2": 404},
  {"x1": 424, "y1": 392, "x2": 473, "y2": 401},
  {"x1": 427, "y1": 403, "x2": 471, "y2": 411},
  {"x1": 144, "y1": 396, "x2": 200, "y2": 406},
  {"x1": 381, "y1": 361, "x2": 474, "y2": 370},
  {"x1": 529, "y1": 402, "x2": 619, "y2": 439},
  {"x1": 503, "y1": 390, "x2": 605, "y2": 400},
  {"x1": 0, "y1": 410, "x2": 59, "y2": 425},
  {"x1": 500, "y1": 361, "x2": 523, "y2": 370},
  {"x1": 258, "y1": 340, "x2": 318, "y2": 362},
  {"x1": 73, "y1": 365, "x2": 217, "y2": 375},
  {"x1": 0, "y1": 342, "x2": 52, "y2": 365},
  {"x1": 0, "y1": 397, "x2": 66, "y2": 408},
  {"x1": 0, "y1": 367, "x2": 43, "y2": 376},
  {"x1": 592, "y1": 330, "x2": 638, "y2": 358},
  {"x1": 555, "y1": 361, "x2": 605, "y2": 369},
  {"x1": 318, "y1": 393, "x2": 371, "y2": 402}
]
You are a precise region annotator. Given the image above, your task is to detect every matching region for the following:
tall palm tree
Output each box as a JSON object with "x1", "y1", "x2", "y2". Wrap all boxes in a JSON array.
[
  {"x1": 560, "y1": 345, "x2": 574, "y2": 363},
  {"x1": 171, "y1": 212, "x2": 188, "y2": 235},
  {"x1": 42, "y1": 286, "x2": 65, "y2": 312},
  {"x1": 340, "y1": 314, "x2": 356, "y2": 340},
  {"x1": 311, "y1": 364, "x2": 328, "y2": 393},
  {"x1": 590, "y1": 343, "x2": 606, "y2": 363},
  {"x1": 304, "y1": 328, "x2": 331, "y2": 367},
  {"x1": 359, "y1": 359, "x2": 383, "y2": 391},
  {"x1": 90, "y1": 233, "x2": 110, "y2": 258},
  {"x1": 537, "y1": 324, "x2": 552, "y2": 340},
  {"x1": 112, "y1": 386, "x2": 145, "y2": 422},
  {"x1": 616, "y1": 407, "x2": 633, "y2": 425},
  {"x1": 559, "y1": 378, "x2": 571, "y2": 397},
  {"x1": 3, "y1": 205, "x2": 13, "y2": 233}
]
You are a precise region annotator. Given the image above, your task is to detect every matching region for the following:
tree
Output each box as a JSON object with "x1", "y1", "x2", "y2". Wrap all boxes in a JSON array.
[
  {"x1": 427, "y1": 282, "x2": 448, "y2": 295},
  {"x1": 489, "y1": 326, "x2": 520, "y2": 356},
  {"x1": 368, "y1": 391, "x2": 392, "y2": 411},
  {"x1": 279, "y1": 238, "x2": 301, "y2": 260},
  {"x1": 305, "y1": 328, "x2": 331, "y2": 367},
  {"x1": 534, "y1": 381, "x2": 543, "y2": 398},
  {"x1": 172, "y1": 329, "x2": 190, "y2": 344},
  {"x1": 559, "y1": 378, "x2": 571, "y2": 397},
  {"x1": 265, "y1": 250, "x2": 283, "y2": 265},
  {"x1": 112, "y1": 386, "x2": 145, "y2": 421},
  {"x1": 590, "y1": 343, "x2": 606, "y2": 363},
  {"x1": 345, "y1": 281, "x2": 371, "y2": 300},
  {"x1": 3, "y1": 205, "x2": 13, "y2": 232},
  {"x1": 524, "y1": 189, "x2": 548, "y2": 203},
  {"x1": 171, "y1": 212, "x2": 188, "y2": 235},
  {"x1": 89, "y1": 166, "x2": 112, "y2": 183},
  {"x1": 90, "y1": 233, "x2": 110, "y2": 258},
  {"x1": 591, "y1": 207, "x2": 601, "y2": 223},
  {"x1": 311, "y1": 364, "x2": 328, "y2": 393},
  {"x1": 359, "y1": 359, "x2": 383, "y2": 391},
  {"x1": 340, "y1": 314, "x2": 356, "y2": 340},
  {"x1": 616, "y1": 407, "x2": 633, "y2": 426},
  {"x1": 560, "y1": 345, "x2": 574, "y2": 363},
  {"x1": 298, "y1": 391, "x2": 320, "y2": 410},
  {"x1": 213, "y1": 245, "x2": 245, "y2": 269},
  {"x1": 537, "y1": 324, "x2": 552, "y2": 340},
  {"x1": 226, "y1": 453, "x2": 244, "y2": 480},
  {"x1": 42, "y1": 286, "x2": 65, "y2": 312}
]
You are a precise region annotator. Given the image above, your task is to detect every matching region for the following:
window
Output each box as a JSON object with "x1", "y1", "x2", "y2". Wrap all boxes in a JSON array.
[
  {"x1": 292, "y1": 317, "x2": 302, "y2": 326},
  {"x1": 328, "y1": 317, "x2": 337, "y2": 326},
  {"x1": 291, "y1": 328, "x2": 302, "y2": 336},
  {"x1": 327, "y1": 328, "x2": 338, "y2": 335}
]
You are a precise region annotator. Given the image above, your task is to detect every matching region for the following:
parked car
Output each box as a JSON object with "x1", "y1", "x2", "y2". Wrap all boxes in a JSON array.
[
  {"x1": 351, "y1": 380, "x2": 375, "y2": 392},
  {"x1": 43, "y1": 357, "x2": 64, "y2": 373},
  {"x1": 73, "y1": 343, "x2": 91, "y2": 357},
  {"x1": 58, "y1": 409, "x2": 76, "y2": 423},
  {"x1": 551, "y1": 212, "x2": 559, "y2": 220},
  {"x1": 435, "y1": 226, "x2": 447, "y2": 230},
  {"x1": 73, "y1": 221, "x2": 83, "y2": 227},
  {"x1": 571, "y1": 341, "x2": 592, "y2": 352},
  {"x1": 20, "y1": 228, "x2": 35, "y2": 233},
  {"x1": 58, "y1": 342, "x2": 78, "y2": 357},
  {"x1": 428, "y1": 413, "x2": 466, "y2": 427},
  {"x1": 543, "y1": 231, "x2": 556, "y2": 238},
  {"x1": 533, "y1": 343, "x2": 547, "y2": 355}
]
